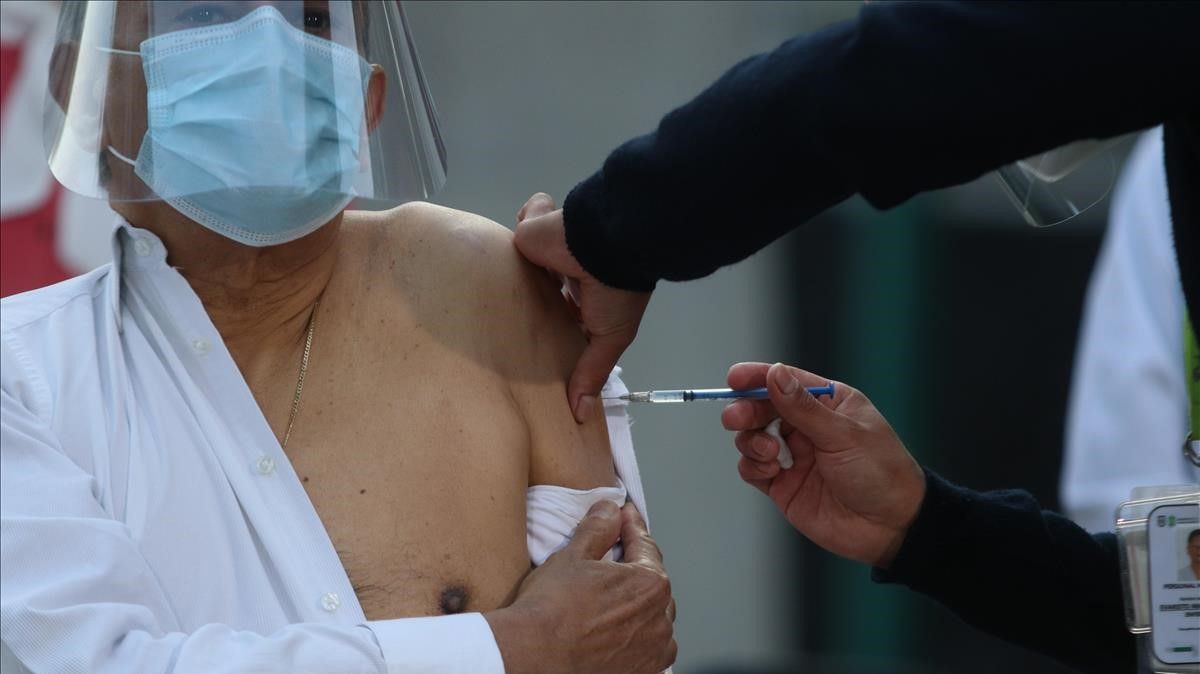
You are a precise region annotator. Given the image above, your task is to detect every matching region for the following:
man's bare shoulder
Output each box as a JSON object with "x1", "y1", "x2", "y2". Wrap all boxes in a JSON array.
[
  {"x1": 346, "y1": 203, "x2": 584, "y2": 364},
  {"x1": 362, "y1": 202, "x2": 516, "y2": 266},
  {"x1": 345, "y1": 204, "x2": 614, "y2": 489}
]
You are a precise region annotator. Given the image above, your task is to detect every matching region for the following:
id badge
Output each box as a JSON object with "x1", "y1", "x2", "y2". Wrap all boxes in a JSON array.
[{"x1": 1148, "y1": 503, "x2": 1200, "y2": 665}]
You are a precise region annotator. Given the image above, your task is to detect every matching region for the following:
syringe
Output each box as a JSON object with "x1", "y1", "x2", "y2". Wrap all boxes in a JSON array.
[{"x1": 609, "y1": 384, "x2": 835, "y2": 404}]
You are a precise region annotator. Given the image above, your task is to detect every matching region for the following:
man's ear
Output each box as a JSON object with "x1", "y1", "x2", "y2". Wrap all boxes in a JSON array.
[
  {"x1": 365, "y1": 64, "x2": 386, "y2": 132},
  {"x1": 48, "y1": 42, "x2": 80, "y2": 112}
]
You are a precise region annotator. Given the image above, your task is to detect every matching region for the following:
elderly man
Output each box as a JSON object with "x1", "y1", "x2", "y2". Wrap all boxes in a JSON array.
[{"x1": 0, "y1": 2, "x2": 675, "y2": 673}]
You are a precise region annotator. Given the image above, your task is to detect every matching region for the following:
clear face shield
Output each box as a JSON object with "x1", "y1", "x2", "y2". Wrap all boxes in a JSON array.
[{"x1": 43, "y1": 0, "x2": 446, "y2": 245}]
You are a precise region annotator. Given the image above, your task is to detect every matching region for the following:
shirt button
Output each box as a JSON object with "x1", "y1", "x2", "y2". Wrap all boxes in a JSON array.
[
  {"x1": 320, "y1": 592, "x2": 341, "y2": 612},
  {"x1": 134, "y1": 239, "x2": 152, "y2": 256},
  {"x1": 255, "y1": 456, "x2": 276, "y2": 475},
  {"x1": 191, "y1": 338, "x2": 211, "y2": 355}
]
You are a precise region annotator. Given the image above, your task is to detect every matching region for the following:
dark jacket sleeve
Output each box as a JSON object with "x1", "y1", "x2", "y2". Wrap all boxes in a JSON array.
[
  {"x1": 872, "y1": 470, "x2": 1134, "y2": 674},
  {"x1": 563, "y1": 1, "x2": 1200, "y2": 291}
]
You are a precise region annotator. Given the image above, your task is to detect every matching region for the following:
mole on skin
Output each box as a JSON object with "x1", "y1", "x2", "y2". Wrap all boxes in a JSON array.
[{"x1": 438, "y1": 585, "x2": 469, "y2": 615}]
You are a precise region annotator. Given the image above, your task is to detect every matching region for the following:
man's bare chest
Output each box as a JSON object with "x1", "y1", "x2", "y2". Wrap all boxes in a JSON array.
[{"x1": 265, "y1": 341, "x2": 535, "y2": 620}]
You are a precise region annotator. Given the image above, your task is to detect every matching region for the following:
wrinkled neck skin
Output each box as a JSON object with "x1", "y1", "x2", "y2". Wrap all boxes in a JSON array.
[{"x1": 111, "y1": 200, "x2": 341, "y2": 362}]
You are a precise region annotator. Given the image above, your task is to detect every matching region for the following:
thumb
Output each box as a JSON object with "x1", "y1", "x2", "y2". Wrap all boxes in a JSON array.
[
  {"x1": 568, "y1": 334, "x2": 630, "y2": 422},
  {"x1": 767, "y1": 362, "x2": 843, "y2": 446},
  {"x1": 516, "y1": 192, "x2": 556, "y2": 223},
  {"x1": 558, "y1": 500, "x2": 622, "y2": 561},
  {"x1": 619, "y1": 503, "x2": 664, "y2": 568},
  {"x1": 513, "y1": 211, "x2": 584, "y2": 277}
]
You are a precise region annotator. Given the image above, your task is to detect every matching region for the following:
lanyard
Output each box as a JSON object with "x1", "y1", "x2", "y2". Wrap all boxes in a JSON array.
[{"x1": 1186, "y1": 311, "x2": 1200, "y2": 466}]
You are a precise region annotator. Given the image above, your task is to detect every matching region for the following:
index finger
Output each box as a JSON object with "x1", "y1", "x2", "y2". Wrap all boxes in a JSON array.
[
  {"x1": 721, "y1": 398, "x2": 778, "y2": 431},
  {"x1": 568, "y1": 335, "x2": 630, "y2": 422},
  {"x1": 619, "y1": 503, "x2": 664, "y2": 568},
  {"x1": 727, "y1": 362, "x2": 771, "y2": 390}
]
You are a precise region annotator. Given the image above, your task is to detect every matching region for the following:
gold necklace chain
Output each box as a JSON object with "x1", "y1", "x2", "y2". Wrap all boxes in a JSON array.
[{"x1": 281, "y1": 299, "x2": 320, "y2": 450}]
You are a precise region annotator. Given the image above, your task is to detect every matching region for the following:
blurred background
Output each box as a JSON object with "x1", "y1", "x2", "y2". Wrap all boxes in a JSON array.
[{"x1": 3, "y1": 2, "x2": 1182, "y2": 673}]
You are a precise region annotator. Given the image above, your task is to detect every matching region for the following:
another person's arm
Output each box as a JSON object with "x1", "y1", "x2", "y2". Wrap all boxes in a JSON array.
[
  {"x1": 515, "y1": 2, "x2": 1200, "y2": 415},
  {"x1": 876, "y1": 472, "x2": 1131, "y2": 674},
  {"x1": 721, "y1": 362, "x2": 1134, "y2": 674},
  {"x1": 561, "y1": 1, "x2": 1200, "y2": 290}
]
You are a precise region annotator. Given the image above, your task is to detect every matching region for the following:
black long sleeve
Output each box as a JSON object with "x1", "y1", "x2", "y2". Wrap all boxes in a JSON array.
[
  {"x1": 872, "y1": 470, "x2": 1133, "y2": 674},
  {"x1": 563, "y1": 1, "x2": 1200, "y2": 292}
]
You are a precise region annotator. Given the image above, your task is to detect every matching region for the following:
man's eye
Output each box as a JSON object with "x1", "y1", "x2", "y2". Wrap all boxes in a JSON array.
[
  {"x1": 304, "y1": 10, "x2": 331, "y2": 33},
  {"x1": 177, "y1": 6, "x2": 230, "y2": 26}
]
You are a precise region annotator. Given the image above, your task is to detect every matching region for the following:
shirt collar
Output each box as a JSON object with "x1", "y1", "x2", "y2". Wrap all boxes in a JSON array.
[{"x1": 108, "y1": 216, "x2": 171, "y2": 333}]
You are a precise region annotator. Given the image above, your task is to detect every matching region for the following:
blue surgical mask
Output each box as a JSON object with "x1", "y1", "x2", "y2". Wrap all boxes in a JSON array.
[{"x1": 107, "y1": 6, "x2": 373, "y2": 246}]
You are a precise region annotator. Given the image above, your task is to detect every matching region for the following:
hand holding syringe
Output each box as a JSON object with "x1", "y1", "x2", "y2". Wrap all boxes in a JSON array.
[
  {"x1": 605, "y1": 383, "x2": 835, "y2": 471},
  {"x1": 607, "y1": 384, "x2": 835, "y2": 404}
]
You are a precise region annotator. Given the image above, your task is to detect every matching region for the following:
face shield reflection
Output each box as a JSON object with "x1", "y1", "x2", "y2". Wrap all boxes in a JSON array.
[{"x1": 994, "y1": 140, "x2": 1116, "y2": 228}]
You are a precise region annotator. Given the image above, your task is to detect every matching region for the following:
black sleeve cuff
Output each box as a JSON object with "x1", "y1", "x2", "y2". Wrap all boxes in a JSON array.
[
  {"x1": 563, "y1": 171, "x2": 659, "y2": 293},
  {"x1": 870, "y1": 468, "x2": 970, "y2": 589}
]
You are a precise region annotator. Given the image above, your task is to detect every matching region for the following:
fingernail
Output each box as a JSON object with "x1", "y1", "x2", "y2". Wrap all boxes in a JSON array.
[
  {"x1": 588, "y1": 500, "x2": 618, "y2": 519},
  {"x1": 574, "y1": 395, "x2": 596, "y2": 421},
  {"x1": 772, "y1": 364, "x2": 799, "y2": 395}
]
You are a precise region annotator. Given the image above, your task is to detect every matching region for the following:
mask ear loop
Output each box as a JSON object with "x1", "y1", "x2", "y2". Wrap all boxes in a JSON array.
[
  {"x1": 94, "y1": 46, "x2": 146, "y2": 191},
  {"x1": 107, "y1": 145, "x2": 137, "y2": 167}
]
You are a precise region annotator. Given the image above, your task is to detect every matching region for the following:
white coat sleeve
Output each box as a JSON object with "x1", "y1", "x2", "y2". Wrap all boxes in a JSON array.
[
  {"x1": 1, "y1": 383, "x2": 504, "y2": 674},
  {"x1": 1060, "y1": 127, "x2": 1196, "y2": 533}
]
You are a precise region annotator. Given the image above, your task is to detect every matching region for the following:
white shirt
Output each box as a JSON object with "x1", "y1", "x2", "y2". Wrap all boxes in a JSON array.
[
  {"x1": 1061, "y1": 127, "x2": 1198, "y2": 532},
  {"x1": 1, "y1": 219, "x2": 650, "y2": 673}
]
